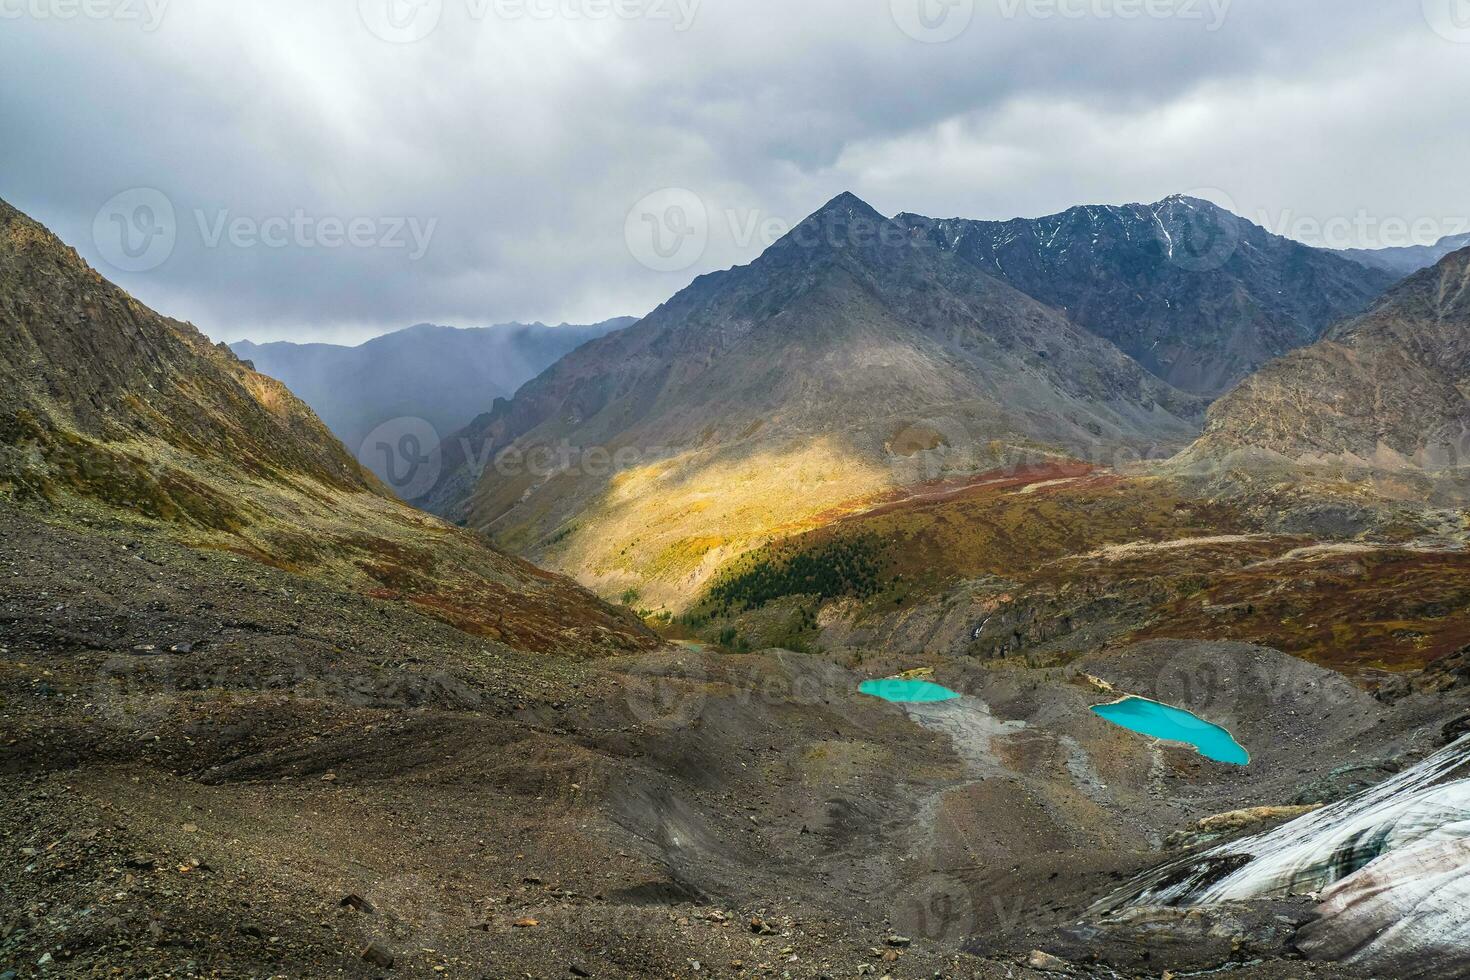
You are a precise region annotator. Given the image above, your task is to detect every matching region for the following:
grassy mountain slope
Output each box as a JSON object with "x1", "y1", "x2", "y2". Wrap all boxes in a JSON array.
[
  {"x1": 0, "y1": 197, "x2": 654, "y2": 657},
  {"x1": 679, "y1": 463, "x2": 1470, "y2": 679}
]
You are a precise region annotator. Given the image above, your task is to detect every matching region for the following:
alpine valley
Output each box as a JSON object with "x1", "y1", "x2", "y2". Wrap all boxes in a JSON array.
[
  {"x1": 5, "y1": 189, "x2": 1470, "y2": 980},
  {"x1": 230, "y1": 318, "x2": 634, "y2": 485}
]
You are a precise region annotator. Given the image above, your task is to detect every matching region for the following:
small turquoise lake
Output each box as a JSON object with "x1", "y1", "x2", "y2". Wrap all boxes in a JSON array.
[
  {"x1": 1092, "y1": 697, "x2": 1250, "y2": 766},
  {"x1": 859, "y1": 678, "x2": 961, "y2": 703}
]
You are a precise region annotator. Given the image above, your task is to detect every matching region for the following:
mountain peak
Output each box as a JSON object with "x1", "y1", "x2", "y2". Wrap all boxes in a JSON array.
[
  {"x1": 893, "y1": 196, "x2": 1391, "y2": 395},
  {"x1": 1154, "y1": 193, "x2": 1236, "y2": 217},
  {"x1": 763, "y1": 192, "x2": 889, "y2": 257},
  {"x1": 801, "y1": 191, "x2": 886, "y2": 227}
]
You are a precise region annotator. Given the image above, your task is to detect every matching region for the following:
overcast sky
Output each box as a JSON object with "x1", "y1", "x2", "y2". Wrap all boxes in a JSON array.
[{"x1": 3, "y1": 0, "x2": 1468, "y2": 344}]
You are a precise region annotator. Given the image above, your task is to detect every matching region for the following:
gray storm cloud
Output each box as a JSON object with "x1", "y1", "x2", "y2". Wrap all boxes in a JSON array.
[{"x1": 1, "y1": 0, "x2": 1467, "y2": 344}]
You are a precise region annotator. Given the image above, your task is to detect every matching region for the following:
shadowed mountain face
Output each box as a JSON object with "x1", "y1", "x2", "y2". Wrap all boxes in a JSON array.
[
  {"x1": 231, "y1": 318, "x2": 633, "y2": 484},
  {"x1": 1193, "y1": 245, "x2": 1470, "y2": 474},
  {"x1": 0, "y1": 197, "x2": 654, "y2": 657},
  {"x1": 1337, "y1": 231, "x2": 1470, "y2": 279},
  {"x1": 898, "y1": 196, "x2": 1393, "y2": 396},
  {"x1": 420, "y1": 192, "x2": 1207, "y2": 606}
]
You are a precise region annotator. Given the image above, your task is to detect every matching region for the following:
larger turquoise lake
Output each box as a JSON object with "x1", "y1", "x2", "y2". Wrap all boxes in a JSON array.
[
  {"x1": 1092, "y1": 697, "x2": 1250, "y2": 766},
  {"x1": 859, "y1": 678, "x2": 961, "y2": 704}
]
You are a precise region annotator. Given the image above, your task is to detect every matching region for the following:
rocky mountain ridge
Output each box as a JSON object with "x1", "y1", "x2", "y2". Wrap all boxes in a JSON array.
[
  {"x1": 1190, "y1": 243, "x2": 1470, "y2": 478},
  {"x1": 420, "y1": 192, "x2": 1209, "y2": 606},
  {"x1": 899, "y1": 195, "x2": 1393, "y2": 395},
  {"x1": 1336, "y1": 230, "x2": 1470, "y2": 278}
]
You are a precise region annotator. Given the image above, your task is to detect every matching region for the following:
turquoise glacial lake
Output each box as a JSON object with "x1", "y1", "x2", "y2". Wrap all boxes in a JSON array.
[
  {"x1": 1092, "y1": 697, "x2": 1250, "y2": 766},
  {"x1": 859, "y1": 678, "x2": 961, "y2": 704}
]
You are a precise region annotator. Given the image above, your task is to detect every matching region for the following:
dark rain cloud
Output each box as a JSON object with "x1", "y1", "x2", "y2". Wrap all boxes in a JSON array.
[{"x1": 1, "y1": 0, "x2": 1466, "y2": 343}]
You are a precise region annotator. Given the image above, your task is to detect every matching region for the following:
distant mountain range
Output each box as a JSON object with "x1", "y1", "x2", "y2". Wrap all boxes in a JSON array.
[
  {"x1": 901, "y1": 196, "x2": 1393, "y2": 396},
  {"x1": 419, "y1": 192, "x2": 1214, "y2": 605},
  {"x1": 1194, "y1": 242, "x2": 1470, "y2": 473},
  {"x1": 414, "y1": 192, "x2": 1449, "y2": 607},
  {"x1": 231, "y1": 318, "x2": 634, "y2": 485},
  {"x1": 1335, "y1": 231, "x2": 1470, "y2": 278}
]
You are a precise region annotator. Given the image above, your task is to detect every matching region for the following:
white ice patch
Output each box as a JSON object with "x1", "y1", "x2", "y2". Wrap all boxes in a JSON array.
[
  {"x1": 1096, "y1": 736, "x2": 1470, "y2": 910},
  {"x1": 1091, "y1": 737, "x2": 1470, "y2": 975},
  {"x1": 1297, "y1": 836, "x2": 1470, "y2": 979}
]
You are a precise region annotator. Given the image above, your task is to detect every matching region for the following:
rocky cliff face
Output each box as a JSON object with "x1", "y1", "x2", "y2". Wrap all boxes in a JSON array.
[
  {"x1": 0, "y1": 197, "x2": 655, "y2": 657},
  {"x1": 1192, "y1": 245, "x2": 1470, "y2": 473},
  {"x1": 899, "y1": 196, "x2": 1393, "y2": 396},
  {"x1": 420, "y1": 192, "x2": 1206, "y2": 606}
]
